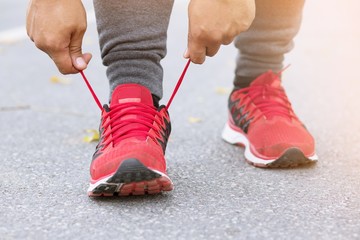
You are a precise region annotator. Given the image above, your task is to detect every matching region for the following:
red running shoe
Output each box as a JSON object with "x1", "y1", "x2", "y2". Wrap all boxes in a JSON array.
[
  {"x1": 222, "y1": 71, "x2": 318, "y2": 168},
  {"x1": 87, "y1": 84, "x2": 173, "y2": 196}
]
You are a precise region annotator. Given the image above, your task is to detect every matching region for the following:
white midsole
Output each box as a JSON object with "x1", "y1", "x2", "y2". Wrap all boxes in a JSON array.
[
  {"x1": 88, "y1": 175, "x2": 115, "y2": 192},
  {"x1": 221, "y1": 122, "x2": 318, "y2": 165}
]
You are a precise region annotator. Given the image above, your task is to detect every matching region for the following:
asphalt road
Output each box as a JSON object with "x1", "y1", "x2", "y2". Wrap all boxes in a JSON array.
[{"x1": 1, "y1": 0, "x2": 360, "y2": 239}]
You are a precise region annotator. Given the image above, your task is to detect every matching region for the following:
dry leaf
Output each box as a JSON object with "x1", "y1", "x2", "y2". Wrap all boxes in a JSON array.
[
  {"x1": 83, "y1": 129, "x2": 100, "y2": 143},
  {"x1": 215, "y1": 87, "x2": 231, "y2": 95},
  {"x1": 188, "y1": 117, "x2": 202, "y2": 123},
  {"x1": 50, "y1": 75, "x2": 72, "y2": 85}
]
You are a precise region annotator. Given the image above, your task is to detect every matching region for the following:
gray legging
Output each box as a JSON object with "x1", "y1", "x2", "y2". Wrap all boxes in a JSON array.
[{"x1": 93, "y1": 0, "x2": 304, "y2": 100}]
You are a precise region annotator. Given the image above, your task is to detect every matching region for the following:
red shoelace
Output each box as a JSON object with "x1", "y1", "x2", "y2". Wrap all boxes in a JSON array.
[
  {"x1": 101, "y1": 103, "x2": 162, "y2": 148},
  {"x1": 79, "y1": 60, "x2": 190, "y2": 111},
  {"x1": 234, "y1": 83, "x2": 296, "y2": 122},
  {"x1": 79, "y1": 59, "x2": 191, "y2": 147}
]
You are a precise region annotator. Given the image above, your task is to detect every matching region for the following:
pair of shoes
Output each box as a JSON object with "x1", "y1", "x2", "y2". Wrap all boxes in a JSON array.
[{"x1": 86, "y1": 70, "x2": 317, "y2": 197}]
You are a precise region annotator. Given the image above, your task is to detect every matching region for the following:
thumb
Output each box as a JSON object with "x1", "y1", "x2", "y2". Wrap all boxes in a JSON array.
[
  {"x1": 73, "y1": 55, "x2": 87, "y2": 70},
  {"x1": 69, "y1": 31, "x2": 90, "y2": 71},
  {"x1": 187, "y1": 38, "x2": 206, "y2": 64}
]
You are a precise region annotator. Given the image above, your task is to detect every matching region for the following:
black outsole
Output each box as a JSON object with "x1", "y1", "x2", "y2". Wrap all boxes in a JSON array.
[
  {"x1": 248, "y1": 148, "x2": 317, "y2": 168},
  {"x1": 90, "y1": 158, "x2": 162, "y2": 196},
  {"x1": 108, "y1": 158, "x2": 162, "y2": 183}
]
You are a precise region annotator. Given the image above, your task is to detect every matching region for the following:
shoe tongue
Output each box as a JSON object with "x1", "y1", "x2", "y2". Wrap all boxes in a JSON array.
[
  {"x1": 249, "y1": 71, "x2": 290, "y2": 119},
  {"x1": 110, "y1": 84, "x2": 153, "y2": 107},
  {"x1": 109, "y1": 84, "x2": 154, "y2": 142},
  {"x1": 250, "y1": 71, "x2": 281, "y2": 88}
]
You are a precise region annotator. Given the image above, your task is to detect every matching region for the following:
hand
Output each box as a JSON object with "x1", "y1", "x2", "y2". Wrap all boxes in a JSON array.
[
  {"x1": 185, "y1": 0, "x2": 255, "y2": 64},
  {"x1": 26, "y1": 0, "x2": 92, "y2": 74}
]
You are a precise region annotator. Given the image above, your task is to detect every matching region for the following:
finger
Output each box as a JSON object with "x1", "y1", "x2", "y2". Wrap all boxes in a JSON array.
[
  {"x1": 222, "y1": 36, "x2": 234, "y2": 46},
  {"x1": 74, "y1": 52, "x2": 92, "y2": 70},
  {"x1": 82, "y1": 53, "x2": 92, "y2": 64},
  {"x1": 50, "y1": 49, "x2": 79, "y2": 74},
  {"x1": 187, "y1": 39, "x2": 206, "y2": 64},
  {"x1": 69, "y1": 29, "x2": 87, "y2": 71},
  {"x1": 205, "y1": 44, "x2": 221, "y2": 57},
  {"x1": 26, "y1": 15, "x2": 34, "y2": 41},
  {"x1": 183, "y1": 48, "x2": 190, "y2": 59}
]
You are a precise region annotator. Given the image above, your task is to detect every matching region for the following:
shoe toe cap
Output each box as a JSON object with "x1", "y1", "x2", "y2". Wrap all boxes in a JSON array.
[{"x1": 249, "y1": 119, "x2": 315, "y2": 158}]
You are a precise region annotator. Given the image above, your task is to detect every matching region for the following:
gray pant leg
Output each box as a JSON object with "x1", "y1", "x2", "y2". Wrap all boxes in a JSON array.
[
  {"x1": 93, "y1": 0, "x2": 174, "y2": 99},
  {"x1": 235, "y1": 0, "x2": 305, "y2": 81}
]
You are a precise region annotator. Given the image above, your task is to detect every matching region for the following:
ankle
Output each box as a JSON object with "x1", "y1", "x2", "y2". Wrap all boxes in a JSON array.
[{"x1": 233, "y1": 76, "x2": 257, "y2": 90}]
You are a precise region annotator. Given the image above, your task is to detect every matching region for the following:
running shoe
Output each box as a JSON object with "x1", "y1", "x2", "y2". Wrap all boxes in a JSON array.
[
  {"x1": 87, "y1": 84, "x2": 173, "y2": 196},
  {"x1": 222, "y1": 71, "x2": 318, "y2": 167}
]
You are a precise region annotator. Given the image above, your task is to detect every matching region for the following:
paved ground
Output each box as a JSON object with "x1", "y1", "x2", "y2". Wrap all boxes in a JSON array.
[{"x1": 1, "y1": 0, "x2": 360, "y2": 239}]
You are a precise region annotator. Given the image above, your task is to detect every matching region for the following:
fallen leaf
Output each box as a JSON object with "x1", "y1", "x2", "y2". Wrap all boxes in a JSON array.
[
  {"x1": 188, "y1": 117, "x2": 202, "y2": 123},
  {"x1": 83, "y1": 129, "x2": 100, "y2": 143},
  {"x1": 215, "y1": 87, "x2": 231, "y2": 95},
  {"x1": 50, "y1": 75, "x2": 72, "y2": 85}
]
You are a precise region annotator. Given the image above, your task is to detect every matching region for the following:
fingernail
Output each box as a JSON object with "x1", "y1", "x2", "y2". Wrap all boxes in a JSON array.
[{"x1": 76, "y1": 57, "x2": 86, "y2": 67}]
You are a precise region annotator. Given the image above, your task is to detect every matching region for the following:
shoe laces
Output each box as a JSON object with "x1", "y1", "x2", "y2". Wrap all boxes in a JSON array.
[
  {"x1": 79, "y1": 60, "x2": 191, "y2": 147},
  {"x1": 234, "y1": 72, "x2": 296, "y2": 122},
  {"x1": 100, "y1": 103, "x2": 162, "y2": 147}
]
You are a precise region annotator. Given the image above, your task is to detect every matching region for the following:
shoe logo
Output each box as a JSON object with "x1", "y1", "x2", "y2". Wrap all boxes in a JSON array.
[
  {"x1": 118, "y1": 98, "x2": 141, "y2": 104},
  {"x1": 229, "y1": 98, "x2": 253, "y2": 133}
]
